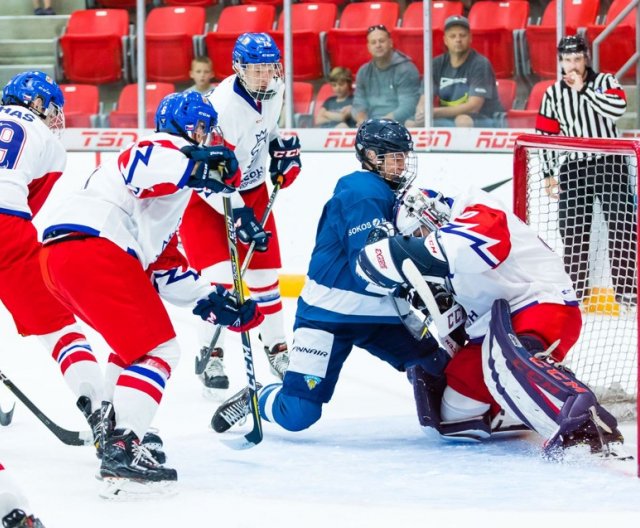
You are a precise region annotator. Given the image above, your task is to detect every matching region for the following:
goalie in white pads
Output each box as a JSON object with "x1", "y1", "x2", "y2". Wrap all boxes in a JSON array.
[{"x1": 357, "y1": 185, "x2": 626, "y2": 458}]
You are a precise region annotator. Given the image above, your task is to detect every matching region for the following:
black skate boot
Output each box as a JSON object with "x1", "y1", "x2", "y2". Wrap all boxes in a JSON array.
[
  {"x1": 100, "y1": 429, "x2": 177, "y2": 499},
  {"x1": 2, "y1": 509, "x2": 44, "y2": 527},
  {"x1": 77, "y1": 397, "x2": 114, "y2": 459},
  {"x1": 264, "y1": 342, "x2": 289, "y2": 380},
  {"x1": 141, "y1": 430, "x2": 166, "y2": 465},
  {"x1": 211, "y1": 382, "x2": 263, "y2": 433}
]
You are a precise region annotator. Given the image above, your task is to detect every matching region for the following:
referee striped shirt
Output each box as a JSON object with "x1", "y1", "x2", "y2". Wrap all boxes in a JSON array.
[{"x1": 535, "y1": 68, "x2": 626, "y2": 175}]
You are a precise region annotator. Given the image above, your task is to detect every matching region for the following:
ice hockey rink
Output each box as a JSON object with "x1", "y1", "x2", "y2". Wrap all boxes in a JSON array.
[{"x1": 0, "y1": 295, "x2": 638, "y2": 528}]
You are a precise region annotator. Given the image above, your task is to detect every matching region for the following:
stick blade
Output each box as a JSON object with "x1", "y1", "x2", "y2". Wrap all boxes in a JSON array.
[{"x1": 0, "y1": 402, "x2": 15, "y2": 426}]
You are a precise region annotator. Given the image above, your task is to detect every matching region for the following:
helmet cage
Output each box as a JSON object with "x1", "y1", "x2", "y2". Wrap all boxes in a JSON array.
[
  {"x1": 371, "y1": 150, "x2": 417, "y2": 192},
  {"x1": 395, "y1": 188, "x2": 451, "y2": 236},
  {"x1": 232, "y1": 33, "x2": 283, "y2": 101},
  {"x1": 155, "y1": 92, "x2": 219, "y2": 145}
]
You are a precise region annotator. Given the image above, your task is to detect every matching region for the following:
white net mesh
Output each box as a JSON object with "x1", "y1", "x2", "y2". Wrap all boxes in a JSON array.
[{"x1": 516, "y1": 136, "x2": 638, "y2": 420}]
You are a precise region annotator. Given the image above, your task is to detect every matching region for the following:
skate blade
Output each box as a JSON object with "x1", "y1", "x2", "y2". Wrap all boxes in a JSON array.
[
  {"x1": 99, "y1": 477, "x2": 177, "y2": 501},
  {"x1": 202, "y1": 387, "x2": 229, "y2": 401}
]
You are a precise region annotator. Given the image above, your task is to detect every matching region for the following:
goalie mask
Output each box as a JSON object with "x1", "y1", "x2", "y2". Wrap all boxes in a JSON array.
[
  {"x1": 394, "y1": 187, "x2": 453, "y2": 236},
  {"x1": 355, "y1": 119, "x2": 417, "y2": 191},
  {"x1": 155, "y1": 91, "x2": 222, "y2": 146},
  {"x1": 2, "y1": 70, "x2": 65, "y2": 136},
  {"x1": 233, "y1": 33, "x2": 284, "y2": 102}
]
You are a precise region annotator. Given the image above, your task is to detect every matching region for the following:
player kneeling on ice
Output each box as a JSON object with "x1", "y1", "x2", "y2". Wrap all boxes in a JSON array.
[
  {"x1": 210, "y1": 118, "x2": 449, "y2": 436},
  {"x1": 38, "y1": 91, "x2": 263, "y2": 498},
  {"x1": 356, "y1": 185, "x2": 628, "y2": 459}
]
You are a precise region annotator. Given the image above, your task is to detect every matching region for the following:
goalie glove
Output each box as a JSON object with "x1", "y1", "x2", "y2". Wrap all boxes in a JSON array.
[
  {"x1": 193, "y1": 285, "x2": 264, "y2": 333},
  {"x1": 268, "y1": 136, "x2": 301, "y2": 188},
  {"x1": 233, "y1": 206, "x2": 270, "y2": 252},
  {"x1": 181, "y1": 145, "x2": 242, "y2": 192}
]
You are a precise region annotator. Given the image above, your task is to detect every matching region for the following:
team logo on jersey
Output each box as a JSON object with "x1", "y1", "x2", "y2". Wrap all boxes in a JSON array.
[
  {"x1": 303, "y1": 375, "x2": 322, "y2": 390},
  {"x1": 250, "y1": 129, "x2": 268, "y2": 158}
]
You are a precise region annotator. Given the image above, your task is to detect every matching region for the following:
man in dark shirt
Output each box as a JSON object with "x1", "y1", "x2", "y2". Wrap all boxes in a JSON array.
[{"x1": 407, "y1": 15, "x2": 502, "y2": 128}]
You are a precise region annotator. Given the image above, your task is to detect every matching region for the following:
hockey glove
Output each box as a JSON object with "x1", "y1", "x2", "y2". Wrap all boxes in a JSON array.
[
  {"x1": 193, "y1": 285, "x2": 264, "y2": 333},
  {"x1": 181, "y1": 145, "x2": 242, "y2": 192},
  {"x1": 268, "y1": 136, "x2": 301, "y2": 188},
  {"x1": 233, "y1": 206, "x2": 270, "y2": 252}
]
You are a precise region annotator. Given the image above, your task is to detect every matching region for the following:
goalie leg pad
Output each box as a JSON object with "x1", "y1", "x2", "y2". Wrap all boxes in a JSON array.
[
  {"x1": 481, "y1": 299, "x2": 606, "y2": 441},
  {"x1": 408, "y1": 366, "x2": 445, "y2": 432}
]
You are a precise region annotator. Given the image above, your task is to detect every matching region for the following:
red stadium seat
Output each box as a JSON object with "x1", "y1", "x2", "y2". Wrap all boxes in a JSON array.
[
  {"x1": 92, "y1": 0, "x2": 151, "y2": 6},
  {"x1": 293, "y1": 81, "x2": 314, "y2": 114},
  {"x1": 163, "y1": 0, "x2": 216, "y2": 5},
  {"x1": 313, "y1": 82, "x2": 335, "y2": 125},
  {"x1": 204, "y1": 5, "x2": 276, "y2": 80},
  {"x1": 109, "y1": 82, "x2": 175, "y2": 128},
  {"x1": 299, "y1": 0, "x2": 345, "y2": 4},
  {"x1": 391, "y1": 1, "x2": 464, "y2": 75},
  {"x1": 145, "y1": 6, "x2": 206, "y2": 83},
  {"x1": 468, "y1": 1, "x2": 530, "y2": 79},
  {"x1": 496, "y1": 78, "x2": 517, "y2": 111},
  {"x1": 326, "y1": 2, "x2": 400, "y2": 75},
  {"x1": 60, "y1": 84, "x2": 101, "y2": 128},
  {"x1": 525, "y1": 0, "x2": 600, "y2": 79},
  {"x1": 586, "y1": 0, "x2": 637, "y2": 78},
  {"x1": 58, "y1": 9, "x2": 130, "y2": 84},
  {"x1": 270, "y1": 3, "x2": 337, "y2": 80},
  {"x1": 241, "y1": 0, "x2": 282, "y2": 5},
  {"x1": 506, "y1": 79, "x2": 555, "y2": 128}
]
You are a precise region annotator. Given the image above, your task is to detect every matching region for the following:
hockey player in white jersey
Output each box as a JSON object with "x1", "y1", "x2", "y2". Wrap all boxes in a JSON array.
[
  {"x1": 179, "y1": 33, "x2": 301, "y2": 393},
  {"x1": 0, "y1": 463, "x2": 43, "y2": 527},
  {"x1": 39, "y1": 91, "x2": 264, "y2": 497},
  {"x1": 356, "y1": 185, "x2": 627, "y2": 458},
  {"x1": 210, "y1": 119, "x2": 449, "y2": 436},
  {"x1": 0, "y1": 70, "x2": 106, "y2": 442}
]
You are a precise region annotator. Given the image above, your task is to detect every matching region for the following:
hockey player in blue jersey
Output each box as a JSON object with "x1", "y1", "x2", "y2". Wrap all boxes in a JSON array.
[{"x1": 211, "y1": 118, "x2": 450, "y2": 433}]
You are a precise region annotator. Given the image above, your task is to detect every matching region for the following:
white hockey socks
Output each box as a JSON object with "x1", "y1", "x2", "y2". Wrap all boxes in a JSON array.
[
  {"x1": 441, "y1": 386, "x2": 491, "y2": 422},
  {"x1": 113, "y1": 338, "x2": 180, "y2": 441},
  {"x1": 103, "y1": 353, "x2": 125, "y2": 403},
  {"x1": 39, "y1": 323, "x2": 104, "y2": 411},
  {"x1": 246, "y1": 269, "x2": 285, "y2": 348}
]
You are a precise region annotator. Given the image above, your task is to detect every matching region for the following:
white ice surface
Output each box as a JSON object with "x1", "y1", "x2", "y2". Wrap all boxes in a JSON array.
[{"x1": 0, "y1": 299, "x2": 638, "y2": 528}]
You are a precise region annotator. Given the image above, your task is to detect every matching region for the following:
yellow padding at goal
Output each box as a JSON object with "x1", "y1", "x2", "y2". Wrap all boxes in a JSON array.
[
  {"x1": 241, "y1": 274, "x2": 306, "y2": 298},
  {"x1": 582, "y1": 287, "x2": 620, "y2": 316}
]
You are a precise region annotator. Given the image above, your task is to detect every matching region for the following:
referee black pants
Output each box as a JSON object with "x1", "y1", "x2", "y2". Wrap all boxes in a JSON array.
[{"x1": 558, "y1": 155, "x2": 637, "y2": 301}]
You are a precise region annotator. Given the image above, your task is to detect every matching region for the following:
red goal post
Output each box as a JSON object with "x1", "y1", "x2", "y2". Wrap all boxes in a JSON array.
[{"x1": 513, "y1": 134, "x2": 639, "y2": 471}]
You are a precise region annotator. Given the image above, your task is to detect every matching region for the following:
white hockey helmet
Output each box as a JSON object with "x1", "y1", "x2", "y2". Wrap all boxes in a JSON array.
[{"x1": 394, "y1": 186, "x2": 452, "y2": 236}]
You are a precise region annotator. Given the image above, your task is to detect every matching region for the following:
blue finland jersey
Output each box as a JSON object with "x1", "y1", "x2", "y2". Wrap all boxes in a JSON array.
[{"x1": 297, "y1": 170, "x2": 405, "y2": 324}]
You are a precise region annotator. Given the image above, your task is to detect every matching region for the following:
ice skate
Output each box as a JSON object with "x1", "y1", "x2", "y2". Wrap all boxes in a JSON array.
[
  {"x1": 211, "y1": 382, "x2": 263, "y2": 433},
  {"x1": 77, "y1": 397, "x2": 114, "y2": 459},
  {"x1": 2, "y1": 508, "x2": 44, "y2": 527},
  {"x1": 199, "y1": 347, "x2": 229, "y2": 400},
  {"x1": 99, "y1": 429, "x2": 177, "y2": 500},
  {"x1": 264, "y1": 342, "x2": 289, "y2": 379}
]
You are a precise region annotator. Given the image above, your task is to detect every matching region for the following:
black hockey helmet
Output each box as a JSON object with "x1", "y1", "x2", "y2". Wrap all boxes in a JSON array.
[
  {"x1": 558, "y1": 35, "x2": 590, "y2": 60},
  {"x1": 355, "y1": 118, "x2": 416, "y2": 190}
]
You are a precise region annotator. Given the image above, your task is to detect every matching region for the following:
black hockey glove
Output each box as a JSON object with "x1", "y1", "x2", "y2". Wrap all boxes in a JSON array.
[
  {"x1": 268, "y1": 136, "x2": 301, "y2": 188},
  {"x1": 233, "y1": 206, "x2": 270, "y2": 252},
  {"x1": 193, "y1": 285, "x2": 264, "y2": 333},
  {"x1": 181, "y1": 145, "x2": 241, "y2": 192}
]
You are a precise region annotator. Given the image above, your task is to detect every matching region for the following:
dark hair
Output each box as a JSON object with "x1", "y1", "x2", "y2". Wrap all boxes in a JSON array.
[{"x1": 367, "y1": 24, "x2": 390, "y2": 35}]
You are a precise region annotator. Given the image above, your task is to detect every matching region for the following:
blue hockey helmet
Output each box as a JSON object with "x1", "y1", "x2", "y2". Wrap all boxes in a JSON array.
[
  {"x1": 2, "y1": 70, "x2": 65, "y2": 134},
  {"x1": 232, "y1": 33, "x2": 283, "y2": 101},
  {"x1": 155, "y1": 91, "x2": 220, "y2": 145},
  {"x1": 355, "y1": 119, "x2": 417, "y2": 190}
]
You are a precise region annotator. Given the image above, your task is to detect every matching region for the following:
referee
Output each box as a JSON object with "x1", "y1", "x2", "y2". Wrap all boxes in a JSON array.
[{"x1": 536, "y1": 35, "x2": 637, "y2": 305}]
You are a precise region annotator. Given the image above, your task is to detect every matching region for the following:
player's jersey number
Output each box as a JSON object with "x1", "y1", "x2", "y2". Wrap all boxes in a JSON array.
[{"x1": 0, "y1": 120, "x2": 27, "y2": 169}]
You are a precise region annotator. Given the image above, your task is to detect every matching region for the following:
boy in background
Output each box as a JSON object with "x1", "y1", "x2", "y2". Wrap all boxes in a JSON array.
[
  {"x1": 186, "y1": 56, "x2": 214, "y2": 95},
  {"x1": 315, "y1": 67, "x2": 356, "y2": 128}
]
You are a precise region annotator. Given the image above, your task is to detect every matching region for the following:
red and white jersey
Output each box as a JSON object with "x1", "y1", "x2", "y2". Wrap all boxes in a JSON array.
[
  {"x1": 207, "y1": 76, "x2": 284, "y2": 191},
  {"x1": 0, "y1": 105, "x2": 66, "y2": 219},
  {"x1": 435, "y1": 189, "x2": 577, "y2": 339},
  {"x1": 42, "y1": 133, "x2": 197, "y2": 270}
]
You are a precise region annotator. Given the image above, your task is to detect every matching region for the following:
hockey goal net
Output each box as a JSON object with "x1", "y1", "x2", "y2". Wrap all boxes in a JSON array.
[{"x1": 513, "y1": 134, "x2": 638, "y2": 429}]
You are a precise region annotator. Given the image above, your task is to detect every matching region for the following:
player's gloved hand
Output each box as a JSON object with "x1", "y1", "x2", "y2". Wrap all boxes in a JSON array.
[
  {"x1": 193, "y1": 285, "x2": 264, "y2": 333},
  {"x1": 268, "y1": 136, "x2": 301, "y2": 188},
  {"x1": 366, "y1": 221, "x2": 396, "y2": 244},
  {"x1": 181, "y1": 145, "x2": 242, "y2": 192},
  {"x1": 233, "y1": 206, "x2": 270, "y2": 252}
]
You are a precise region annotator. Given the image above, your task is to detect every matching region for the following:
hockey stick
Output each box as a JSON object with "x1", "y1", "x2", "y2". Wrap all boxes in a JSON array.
[
  {"x1": 0, "y1": 369, "x2": 93, "y2": 446},
  {"x1": 216, "y1": 195, "x2": 263, "y2": 449},
  {"x1": 195, "y1": 180, "x2": 282, "y2": 375},
  {"x1": 0, "y1": 402, "x2": 15, "y2": 426}
]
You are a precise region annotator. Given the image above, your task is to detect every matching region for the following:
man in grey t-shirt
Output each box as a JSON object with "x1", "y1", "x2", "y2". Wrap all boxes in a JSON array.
[
  {"x1": 352, "y1": 25, "x2": 420, "y2": 127},
  {"x1": 406, "y1": 16, "x2": 503, "y2": 128}
]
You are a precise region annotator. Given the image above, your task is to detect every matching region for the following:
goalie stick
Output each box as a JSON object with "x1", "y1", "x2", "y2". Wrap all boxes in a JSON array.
[
  {"x1": 216, "y1": 195, "x2": 263, "y2": 450},
  {"x1": 195, "y1": 179, "x2": 283, "y2": 375},
  {"x1": 400, "y1": 259, "x2": 466, "y2": 355},
  {"x1": 0, "y1": 369, "x2": 93, "y2": 446}
]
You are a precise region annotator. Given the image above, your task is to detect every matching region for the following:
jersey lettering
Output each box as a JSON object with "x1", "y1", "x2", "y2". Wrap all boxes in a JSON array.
[{"x1": 0, "y1": 120, "x2": 26, "y2": 169}]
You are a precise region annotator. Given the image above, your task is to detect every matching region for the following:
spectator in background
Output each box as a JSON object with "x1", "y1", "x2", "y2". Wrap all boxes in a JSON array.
[
  {"x1": 315, "y1": 67, "x2": 356, "y2": 129},
  {"x1": 410, "y1": 15, "x2": 502, "y2": 128},
  {"x1": 33, "y1": 0, "x2": 55, "y2": 15},
  {"x1": 352, "y1": 25, "x2": 420, "y2": 127},
  {"x1": 185, "y1": 56, "x2": 214, "y2": 95}
]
